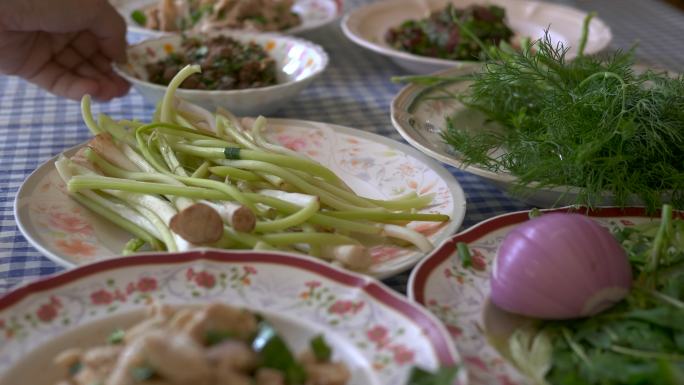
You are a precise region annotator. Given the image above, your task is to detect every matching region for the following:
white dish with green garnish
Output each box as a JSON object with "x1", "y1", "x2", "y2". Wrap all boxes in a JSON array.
[
  {"x1": 341, "y1": 0, "x2": 611, "y2": 74},
  {"x1": 408, "y1": 206, "x2": 684, "y2": 385},
  {"x1": 391, "y1": 29, "x2": 683, "y2": 209},
  {"x1": 15, "y1": 115, "x2": 465, "y2": 279},
  {"x1": 112, "y1": 0, "x2": 341, "y2": 36},
  {"x1": 0, "y1": 250, "x2": 465, "y2": 385}
]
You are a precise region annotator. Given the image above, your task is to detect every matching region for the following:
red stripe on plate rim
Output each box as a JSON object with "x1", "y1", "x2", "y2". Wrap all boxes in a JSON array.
[{"x1": 0, "y1": 249, "x2": 458, "y2": 365}]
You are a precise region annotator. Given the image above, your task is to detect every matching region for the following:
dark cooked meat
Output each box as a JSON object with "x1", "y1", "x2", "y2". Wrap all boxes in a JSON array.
[
  {"x1": 385, "y1": 4, "x2": 514, "y2": 61},
  {"x1": 146, "y1": 35, "x2": 278, "y2": 90}
]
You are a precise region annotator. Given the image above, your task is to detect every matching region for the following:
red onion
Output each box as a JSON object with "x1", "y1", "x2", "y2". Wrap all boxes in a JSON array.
[{"x1": 490, "y1": 213, "x2": 632, "y2": 319}]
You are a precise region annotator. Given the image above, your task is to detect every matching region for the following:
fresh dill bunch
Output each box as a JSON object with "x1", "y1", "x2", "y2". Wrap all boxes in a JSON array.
[{"x1": 442, "y1": 32, "x2": 684, "y2": 210}]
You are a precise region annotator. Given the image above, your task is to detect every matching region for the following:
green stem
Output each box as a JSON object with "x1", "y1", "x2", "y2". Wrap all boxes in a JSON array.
[
  {"x1": 577, "y1": 12, "x2": 596, "y2": 57},
  {"x1": 209, "y1": 166, "x2": 263, "y2": 182},
  {"x1": 68, "y1": 176, "x2": 226, "y2": 200},
  {"x1": 70, "y1": 192, "x2": 162, "y2": 251},
  {"x1": 610, "y1": 345, "x2": 684, "y2": 362},
  {"x1": 245, "y1": 193, "x2": 381, "y2": 235},
  {"x1": 260, "y1": 232, "x2": 361, "y2": 246},
  {"x1": 324, "y1": 211, "x2": 449, "y2": 222},
  {"x1": 255, "y1": 198, "x2": 320, "y2": 233}
]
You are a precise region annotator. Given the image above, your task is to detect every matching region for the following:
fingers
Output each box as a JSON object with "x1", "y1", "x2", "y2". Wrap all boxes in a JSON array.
[
  {"x1": 27, "y1": 58, "x2": 129, "y2": 102},
  {"x1": 89, "y1": 0, "x2": 128, "y2": 63},
  {"x1": 0, "y1": 0, "x2": 127, "y2": 62}
]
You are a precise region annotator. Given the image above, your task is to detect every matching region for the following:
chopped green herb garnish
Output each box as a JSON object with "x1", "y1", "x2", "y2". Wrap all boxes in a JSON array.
[
  {"x1": 130, "y1": 10, "x2": 147, "y2": 26},
  {"x1": 68, "y1": 362, "x2": 82, "y2": 376},
  {"x1": 252, "y1": 320, "x2": 307, "y2": 385},
  {"x1": 205, "y1": 329, "x2": 237, "y2": 346},
  {"x1": 108, "y1": 328, "x2": 125, "y2": 344},
  {"x1": 457, "y1": 242, "x2": 472, "y2": 268},
  {"x1": 407, "y1": 365, "x2": 460, "y2": 385},
  {"x1": 131, "y1": 365, "x2": 155, "y2": 381},
  {"x1": 310, "y1": 334, "x2": 332, "y2": 361}
]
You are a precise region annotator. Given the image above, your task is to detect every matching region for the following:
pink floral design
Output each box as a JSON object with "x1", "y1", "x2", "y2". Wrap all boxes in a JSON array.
[
  {"x1": 391, "y1": 345, "x2": 414, "y2": 364},
  {"x1": 55, "y1": 239, "x2": 97, "y2": 257},
  {"x1": 36, "y1": 304, "x2": 57, "y2": 322},
  {"x1": 91, "y1": 289, "x2": 114, "y2": 305},
  {"x1": 48, "y1": 211, "x2": 92, "y2": 234},
  {"x1": 137, "y1": 277, "x2": 158, "y2": 292},
  {"x1": 243, "y1": 266, "x2": 257, "y2": 275},
  {"x1": 305, "y1": 280, "x2": 321, "y2": 289},
  {"x1": 471, "y1": 249, "x2": 487, "y2": 271},
  {"x1": 194, "y1": 271, "x2": 216, "y2": 289},
  {"x1": 277, "y1": 135, "x2": 307, "y2": 151},
  {"x1": 367, "y1": 325, "x2": 389, "y2": 345},
  {"x1": 620, "y1": 219, "x2": 635, "y2": 226},
  {"x1": 328, "y1": 300, "x2": 364, "y2": 315},
  {"x1": 35, "y1": 296, "x2": 64, "y2": 323}
]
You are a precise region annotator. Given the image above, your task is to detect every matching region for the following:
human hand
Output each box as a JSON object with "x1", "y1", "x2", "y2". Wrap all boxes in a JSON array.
[{"x1": 0, "y1": 0, "x2": 130, "y2": 101}]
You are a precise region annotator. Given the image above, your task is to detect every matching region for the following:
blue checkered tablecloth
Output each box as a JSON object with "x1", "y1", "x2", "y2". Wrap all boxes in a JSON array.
[{"x1": 1, "y1": 0, "x2": 683, "y2": 295}]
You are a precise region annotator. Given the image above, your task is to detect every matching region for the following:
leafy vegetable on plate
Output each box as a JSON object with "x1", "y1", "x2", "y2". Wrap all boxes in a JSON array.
[
  {"x1": 494, "y1": 206, "x2": 684, "y2": 385},
  {"x1": 54, "y1": 65, "x2": 448, "y2": 272},
  {"x1": 396, "y1": 14, "x2": 684, "y2": 210}
]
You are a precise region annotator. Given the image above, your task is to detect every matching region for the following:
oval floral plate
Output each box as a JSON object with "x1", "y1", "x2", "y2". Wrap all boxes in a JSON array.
[
  {"x1": 392, "y1": 66, "x2": 613, "y2": 208},
  {"x1": 111, "y1": 0, "x2": 341, "y2": 36},
  {"x1": 407, "y1": 206, "x2": 680, "y2": 385},
  {"x1": 0, "y1": 250, "x2": 465, "y2": 385},
  {"x1": 14, "y1": 119, "x2": 466, "y2": 279},
  {"x1": 342, "y1": 0, "x2": 611, "y2": 74}
]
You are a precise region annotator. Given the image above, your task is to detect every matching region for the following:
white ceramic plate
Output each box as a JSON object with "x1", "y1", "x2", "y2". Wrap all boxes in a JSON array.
[
  {"x1": 407, "y1": 206, "x2": 677, "y2": 385},
  {"x1": 0, "y1": 249, "x2": 465, "y2": 385},
  {"x1": 111, "y1": 0, "x2": 341, "y2": 36},
  {"x1": 342, "y1": 0, "x2": 612, "y2": 73},
  {"x1": 391, "y1": 65, "x2": 624, "y2": 208},
  {"x1": 14, "y1": 119, "x2": 466, "y2": 279},
  {"x1": 114, "y1": 31, "x2": 328, "y2": 116}
]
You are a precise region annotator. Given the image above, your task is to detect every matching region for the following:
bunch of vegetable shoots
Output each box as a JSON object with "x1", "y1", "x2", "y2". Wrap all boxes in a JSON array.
[
  {"x1": 398, "y1": 13, "x2": 684, "y2": 210},
  {"x1": 56, "y1": 65, "x2": 449, "y2": 271}
]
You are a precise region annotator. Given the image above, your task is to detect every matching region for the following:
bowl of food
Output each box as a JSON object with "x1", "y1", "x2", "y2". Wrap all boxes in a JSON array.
[
  {"x1": 409, "y1": 205, "x2": 684, "y2": 385},
  {"x1": 111, "y1": 0, "x2": 342, "y2": 36},
  {"x1": 114, "y1": 31, "x2": 328, "y2": 116},
  {"x1": 0, "y1": 250, "x2": 464, "y2": 385},
  {"x1": 341, "y1": 0, "x2": 612, "y2": 73}
]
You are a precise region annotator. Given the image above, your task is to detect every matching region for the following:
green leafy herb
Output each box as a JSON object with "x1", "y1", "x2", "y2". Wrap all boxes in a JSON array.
[
  {"x1": 130, "y1": 10, "x2": 147, "y2": 26},
  {"x1": 252, "y1": 319, "x2": 307, "y2": 385},
  {"x1": 108, "y1": 328, "x2": 125, "y2": 345},
  {"x1": 310, "y1": 334, "x2": 332, "y2": 361},
  {"x1": 131, "y1": 365, "x2": 155, "y2": 381},
  {"x1": 404, "y1": 14, "x2": 684, "y2": 211},
  {"x1": 508, "y1": 206, "x2": 684, "y2": 385},
  {"x1": 68, "y1": 362, "x2": 82, "y2": 376},
  {"x1": 457, "y1": 242, "x2": 472, "y2": 268},
  {"x1": 407, "y1": 365, "x2": 460, "y2": 385},
  {"x1": 205, "y1": 329, "x2": 237, "y2": 346}
]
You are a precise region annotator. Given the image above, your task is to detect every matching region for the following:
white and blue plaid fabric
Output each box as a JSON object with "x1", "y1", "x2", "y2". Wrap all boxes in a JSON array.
[{"x1": 2, "y1": 0, "x2": 683, "y2": 294}]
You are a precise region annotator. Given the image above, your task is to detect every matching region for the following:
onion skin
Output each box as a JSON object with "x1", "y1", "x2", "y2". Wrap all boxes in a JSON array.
[{"x1": 490, "y1": 213, "x2": 632, "y2": 320}]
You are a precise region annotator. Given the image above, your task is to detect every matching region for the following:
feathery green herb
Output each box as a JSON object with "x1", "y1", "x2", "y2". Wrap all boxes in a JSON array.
[{"x1": 400, "y1": 17, "x2": 684, "y2": 210}]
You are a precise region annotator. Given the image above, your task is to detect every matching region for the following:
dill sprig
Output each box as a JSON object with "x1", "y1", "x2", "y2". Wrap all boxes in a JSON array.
[{"x1": 437, "y1": 30, "x2": 684, "y2": 210}]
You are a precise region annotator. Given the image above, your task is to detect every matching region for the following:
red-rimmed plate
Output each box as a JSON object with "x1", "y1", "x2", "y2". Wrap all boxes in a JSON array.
[
  {"x1": 408, "y1": 206, "x2": 679, "y2": 385},
  {"x1": 0, "y1": 250, "x2": 465, "y2": 385}
]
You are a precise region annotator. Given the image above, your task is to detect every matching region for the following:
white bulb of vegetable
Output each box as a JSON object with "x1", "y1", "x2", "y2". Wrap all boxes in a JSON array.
[{"x1": 490, "y1": 213, "x2": 633, "y2": 319}]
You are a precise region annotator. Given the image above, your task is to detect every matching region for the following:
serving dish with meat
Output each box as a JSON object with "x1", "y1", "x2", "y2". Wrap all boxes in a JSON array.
[
  {"x1": 112, "y1": 0, "x2": 341, "y2": 36},
  {"x1": 0, "y1": 250, "x2": 464, "y2": 385},
  {"x1": 114, "y1": 31, "x2": 328, "y2": 115},
  {"x1": 342, "y1": 0, "x2": 611, "y2": 73}
]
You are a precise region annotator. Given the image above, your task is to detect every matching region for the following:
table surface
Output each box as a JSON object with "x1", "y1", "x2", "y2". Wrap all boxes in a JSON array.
[{"x1": 1, "y1": 0, "x2": 683, "y2": 295}]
